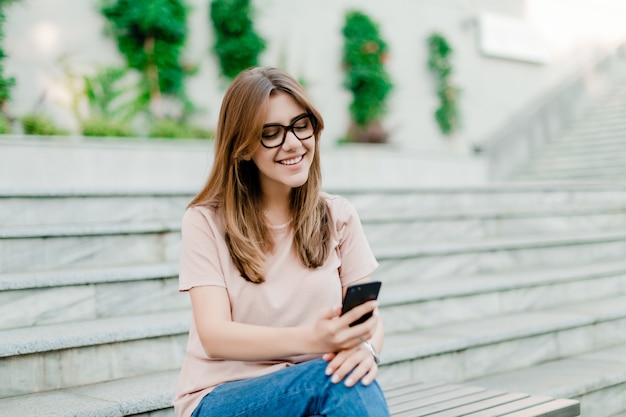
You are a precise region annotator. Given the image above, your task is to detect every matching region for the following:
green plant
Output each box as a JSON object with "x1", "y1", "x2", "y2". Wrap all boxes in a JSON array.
[
  {"x1": 0, "y1": 0, "x2": 17, "y2": 116},
  {"x1": 342, "y1": 10, "x2": 392, "y2": 142},
  {"x1": 149, "y1": 118, "x2": 213, "y2": 139},
  {"x1": 83, "y1": 67, "x2": 139, "y2": 122},
  {"x1": 427, "y1": 33, "x2": 460, "y2": 135},
  {"x1": 81, "y1": 117, "x2": 134, "y2": 137},
  {"x1": 210, "y1": 0, "x2": 265, "y2": 80},
  {"x1": 21, "y1": 113, "x2": 68, "y2": 136},
  {"x1": 0, "y1": 114, "x2": 9, "y2": 133},
  {"x1": 100, "y1": 0, "x2": 190, "y2": 118}
]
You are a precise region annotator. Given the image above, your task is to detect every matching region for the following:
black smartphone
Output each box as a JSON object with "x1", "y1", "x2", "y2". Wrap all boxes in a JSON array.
[{"x1": 341, "y1": 281, "x2": 382, "y2": 327}]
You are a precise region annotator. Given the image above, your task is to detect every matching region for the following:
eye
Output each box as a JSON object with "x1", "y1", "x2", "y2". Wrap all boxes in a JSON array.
[
  {"x1": 262, "y1": 126, "x2": 282, "y2": 139},
  {"x1": 293, "y1": 117, "x2": 311, "y2": 131}
]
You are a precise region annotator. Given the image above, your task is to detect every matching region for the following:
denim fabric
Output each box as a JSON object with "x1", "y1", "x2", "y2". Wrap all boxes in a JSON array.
[{"x1": 190, "y1": 358, "x2": 390, "y2": 417}]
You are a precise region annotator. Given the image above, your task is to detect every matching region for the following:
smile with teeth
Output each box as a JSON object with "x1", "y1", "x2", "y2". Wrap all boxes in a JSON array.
[{"x1": 278, "y1": 155, "x2": 304, "y2": 165}]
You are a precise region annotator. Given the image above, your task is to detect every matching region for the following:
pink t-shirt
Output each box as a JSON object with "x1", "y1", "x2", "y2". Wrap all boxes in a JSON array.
[{"x1": 173, "y1": 193, "x2": 379, "y2": 417}]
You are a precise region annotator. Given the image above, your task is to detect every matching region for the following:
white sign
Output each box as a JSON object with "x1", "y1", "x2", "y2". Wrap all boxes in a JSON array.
[{"x1": 478, "y1": 12, "x2": 550, "y2": 64}]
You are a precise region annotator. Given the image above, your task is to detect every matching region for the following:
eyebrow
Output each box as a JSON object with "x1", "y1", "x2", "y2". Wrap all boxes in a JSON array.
[{"x1": 263, "y1": 113, "x2": 309, "y2": 127}]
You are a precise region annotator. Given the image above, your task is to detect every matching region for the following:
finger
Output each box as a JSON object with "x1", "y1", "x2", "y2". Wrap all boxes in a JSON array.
[
  {"x1": 322, "y1": 352, "x2": 336, "y2": 362},
  {"x1": 325, "y1": 349, "x2": 350, "y2": 377},
  {"x1": 361, "y1": 363, "x2": 378, "y2": 386},
  {"x1": 331, "y1": 349, "x2": 370, "y2": 384},
  {"x1": 344, "y1": 313, "x2": 379, "y2": 345},
  {"x1": 344, "y1": 359, "x2": 375, "y2": 387},
  {"x1": 340, "y1": 300, "x2": 378, "y2": 326}
]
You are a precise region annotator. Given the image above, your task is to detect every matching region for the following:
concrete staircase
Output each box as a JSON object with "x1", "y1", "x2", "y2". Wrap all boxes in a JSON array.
[
  {"x1": 1, "y1": 185, "x2": 626, "y2": 416},
  {"x1": 509, "y1": 79, "x2": 626, "y2": 182}
]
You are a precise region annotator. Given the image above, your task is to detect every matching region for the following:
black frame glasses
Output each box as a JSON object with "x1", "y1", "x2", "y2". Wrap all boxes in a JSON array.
[{"x1": 260, "y1": 114, "x2": 315, "y2": 149}]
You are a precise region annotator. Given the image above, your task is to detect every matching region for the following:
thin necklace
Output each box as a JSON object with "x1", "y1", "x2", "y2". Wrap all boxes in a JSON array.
[{"x1": 262, "y1": 211, "x2": 293, "y2": 229}]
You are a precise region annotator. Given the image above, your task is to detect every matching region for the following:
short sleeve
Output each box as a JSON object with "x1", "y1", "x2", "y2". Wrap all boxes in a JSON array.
[
  {"x1": 327, "y1": 195, "x2": 379, "y2": 286},
  {"x1": 178, "y1": 206, "x2": 227, "y2": 291}
]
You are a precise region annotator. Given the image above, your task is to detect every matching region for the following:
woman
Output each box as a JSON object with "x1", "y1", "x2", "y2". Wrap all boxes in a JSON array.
[{"x1": 174, "y1": 67, "x2": 389, "y2": 417}]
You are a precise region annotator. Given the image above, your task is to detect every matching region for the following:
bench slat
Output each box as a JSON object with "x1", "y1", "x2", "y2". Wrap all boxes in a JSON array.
[
  {"x1": 392, "y1": 389, "x2": 510, "y2": 417},
  {"x1": 503, "y1": 399, "x2": 581, "y2": 417},
  {"x1": 385, "y1": 382, "x2": 450, "y2": 399},
  {"x1": 387, "y1": 384, "x2": 466, "y2": 406},
  {"x1": 461, "y1": 396, "x2": 554, "y2": 416},
  {"x1": 425, "y1": 392, "x2": 531, "y2": 417},
  {"x1": 389, "y1": 386, "x2": 487, "y2": 414}
]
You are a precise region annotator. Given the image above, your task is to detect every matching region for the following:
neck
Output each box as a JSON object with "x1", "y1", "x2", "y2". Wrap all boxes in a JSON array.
[{"x1": 261, "y1": 193, "x2": 292, "y2": 226}]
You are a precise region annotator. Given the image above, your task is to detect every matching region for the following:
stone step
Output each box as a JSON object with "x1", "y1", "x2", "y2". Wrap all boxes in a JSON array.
[
  {"x1": 0, "y1": 222, "x2": 181, "y2": 273},
  {"x1": 566, "y1": 127, "x2": 626, "y2": 140},
  {"x1": 363, "y1": 204, "x2": 626, "y2": 245},
  {"x1": 379, "y1": 295, "x2": 626, "y2": 388},
  {"x1": 5, "y1": 185, "x2": 626, "y2": 229},
  {"x1": 0, "y1": 371, "x2": 583, "y2": 417},
  {"x1": 380, "y1": 259, "x2": 626, "y2": 334},
  {"x1": 0, "y1": 224, "x2": 626, "y2": 277},
  {"x1": 1, "y1": 326, "x2": 611, "y2": 417},
  {"x1": 342, "y1": 185, "x2": 626, "y2": 217},
  {"x1": 0, "y1": 311, "x2": 188, "y2": 398},
  {"x1": 468, "y1": 344, "x2": 626, "y2": 417},
  {"x1": 587, "y1": 97, "x2": 626, "y2": 110},
  {"x1": 0, "y1": 263, "x2": 185, "y2": 330},
  {"x1": 0, "y1": 370, "x2": 178, "y2": 417},
  {"x1": 4, "y1": 211, "x2": 626, "y2": 275},
  {"x1": 537, "y1": 137, "x2": 626, "y2": 152},
  {"x1": 2, "y1": 252, "x2": 624, "y2": 335},
  {"x1": 512, "y1": 167, "x2": 626, "y2": 181},
  {"x1": 0, "y1": 190, "x2": 192, "y2": 227},
  {"x1": 521, "y1": 159, "x2": 626, "y2": 174},
  {"x1": 536, "y1": 142, "x2": 626, "y2": 159},
  {"x1": 2, "y1": 294, "x2": 624, "y2": 406},
  {"x1": 566, "y1": 117, "x2": 626, "y2": 132},
  {"x1": 374, "y1": 230, "x2": 626, "y2": 281},
  {"x1": 526, "y1": 151, "x2": 626, "y2": 167},
  {"x1": 563, "y1": 130, "x2": 626, "y2": 141}
]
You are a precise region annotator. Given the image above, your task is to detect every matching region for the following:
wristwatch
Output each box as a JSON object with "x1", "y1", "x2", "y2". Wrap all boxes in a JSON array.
[{"x1": 363, "y1": 341, "x2": 380, "y2": 365}]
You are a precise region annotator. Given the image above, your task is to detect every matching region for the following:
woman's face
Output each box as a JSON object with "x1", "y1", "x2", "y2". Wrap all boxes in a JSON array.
[{"x1": 251, "y1": 92, "x2": 315, "y2": 196}]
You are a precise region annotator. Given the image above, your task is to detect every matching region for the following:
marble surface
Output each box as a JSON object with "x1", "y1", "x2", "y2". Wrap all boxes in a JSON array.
[
  {"x1": 0, "y1": 334, "x2": 186, "y2": 397},
  {"x1": 0, "y1": 195, "x2": 190, "y2": 228},
  {"x1": 1, "y1": 185, "x2": 626, "y2": 415},
  {"x1": 0, "y1": 228, "x2": 182, "y2": 273}
]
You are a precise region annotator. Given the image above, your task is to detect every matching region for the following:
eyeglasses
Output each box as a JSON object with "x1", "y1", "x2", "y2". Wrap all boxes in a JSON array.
[{"x1": 260, "y1": 114, "x2": 315, "y2": 149}]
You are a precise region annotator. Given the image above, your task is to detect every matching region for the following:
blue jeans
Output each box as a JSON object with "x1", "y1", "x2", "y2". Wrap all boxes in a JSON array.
[{"x1": 190, "y1": 358, "x2": 390, "y2": 417}]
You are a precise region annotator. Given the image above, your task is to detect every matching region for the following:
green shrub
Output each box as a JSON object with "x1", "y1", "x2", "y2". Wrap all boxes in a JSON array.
[
  {"x1": 0, "y1": 2, "x2": 15, "y2": 112},
  {"x1": 100, "y1": 0, "x2": 190, "y2": 117},
  {"x1": 149, "y1": 118, "x2": 213, "y2": 139},
  {"x1": 341, "y1": 11, "x2": 393, "y2": 142},
  {"x1": 81, "y1": 117, "x2": 134, "y2": 137},
  {"x1": 21, "y1": 114, "x2": 68, "y2": 136},
  {"x1": 427, "y1": 33, "x2": 460, "y2": 135},
  {"x1": 0, "y1": 115, "x2": 10, "y2": 133},
  {"x1": 210, "y1": 0, "x2": 265, "y2": 79}
]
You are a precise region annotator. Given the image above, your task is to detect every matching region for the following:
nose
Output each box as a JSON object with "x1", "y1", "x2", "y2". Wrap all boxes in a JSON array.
[{"x1": 281, "y1": 129, "x2": 301, "y2": 150}]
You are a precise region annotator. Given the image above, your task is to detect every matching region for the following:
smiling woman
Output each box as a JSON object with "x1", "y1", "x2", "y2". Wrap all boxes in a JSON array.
[
  {"x1": 174, "y1": 67, "x2": 389, "y2": 417},
  {"x1": 251, "y1": 92, "x2": 316, "y2": 195}
]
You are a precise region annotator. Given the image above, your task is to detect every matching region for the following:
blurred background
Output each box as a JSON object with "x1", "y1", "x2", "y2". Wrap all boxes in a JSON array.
[{"x1": 1, "y1": 0, "x2": 625, "y2": 189}]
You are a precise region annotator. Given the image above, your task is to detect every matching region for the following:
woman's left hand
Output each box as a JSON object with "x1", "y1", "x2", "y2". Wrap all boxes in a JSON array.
[{"x1": 323, "y1": 343, "x2": 378, "y2": 387}]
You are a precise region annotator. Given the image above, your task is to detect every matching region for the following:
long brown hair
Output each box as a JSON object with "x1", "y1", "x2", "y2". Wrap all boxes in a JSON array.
[{"x1": 189, "y1": 67, "x2": 330, "y2": 283}]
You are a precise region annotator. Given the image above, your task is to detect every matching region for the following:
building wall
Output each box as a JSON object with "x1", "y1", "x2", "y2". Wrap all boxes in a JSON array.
[{"x1": 3, "y1": 0, "x2": 625, "y2": 157}]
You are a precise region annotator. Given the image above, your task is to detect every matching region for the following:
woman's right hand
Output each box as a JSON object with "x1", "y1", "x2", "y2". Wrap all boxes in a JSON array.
[{"x1": 311, "y1": 301, "x2": 379, "y2": 353}]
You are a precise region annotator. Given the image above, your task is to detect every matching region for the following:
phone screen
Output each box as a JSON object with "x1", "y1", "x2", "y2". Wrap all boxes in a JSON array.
[{"x1": 341, "y1": 281, "x2": 382, "y2": 327}]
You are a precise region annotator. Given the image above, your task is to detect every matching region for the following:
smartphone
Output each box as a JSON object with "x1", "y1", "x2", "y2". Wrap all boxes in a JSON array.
[{"x1": 341, "y1": 281, "x2": 382, "y2": 327}]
